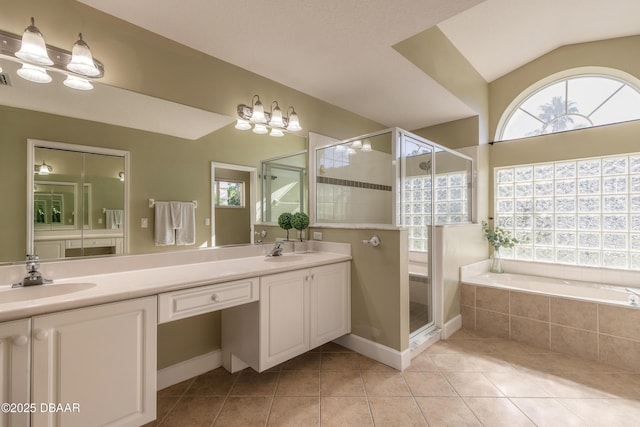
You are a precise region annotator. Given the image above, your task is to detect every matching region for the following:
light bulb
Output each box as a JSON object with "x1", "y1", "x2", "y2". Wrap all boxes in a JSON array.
[
  {"x1": 63, "y1": 75, "x2": 93, "y2": 90},
  {"x1": 252, "y1": 124, "x2": 268, "y2": 134},
  {"x1": 234, "y1": 119, "x2": 251, "y2": 130},
  {"x1": 250, "y1": 96, "x2": 267, "y2": 124},
  {"x1": 17, "y1": 63, "x2": 51, "y2": 83},
  {"x1": 269, "y1": 102, "x2": 285, "y2": 128},
  {"x1": 15, "y1": 18, "x2": 53, "y2": 66},
  {"x1": 67, "y1": 33, "x2": 100, "y2": 77},
  {"x1": 286, "y1": 108, "x2": 302, "y2": 131},
  {"x1": 361, "y1": 141, "x2": 372, "y2": 152},
  {"x1": 270, "y1": 128, "x2": 284, "y2": 137},
  {"x1": 351, "y1": 140, "x2": 363, "y2": 149}
]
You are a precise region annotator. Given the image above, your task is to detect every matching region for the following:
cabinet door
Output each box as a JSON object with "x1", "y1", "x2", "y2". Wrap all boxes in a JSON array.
[
  {"x1": 310, "y1": 262, "x2": 351, "y2": 349},
  {"x1": 0, "y1": 318, "x2": 30, "y2": 427},
  {"x1": 32, "y1": 297, "x2": 157, "y2": 427},
  {"x1": 260, "y1": 269, "x2": 309, "y2": 369}
]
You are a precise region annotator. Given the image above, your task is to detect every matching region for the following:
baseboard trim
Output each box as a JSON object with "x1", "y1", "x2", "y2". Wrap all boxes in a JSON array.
[
  {"x1": 333, "y1": 334, "x2": 411, "y2": 371},
  {"x1": 443, "y1": 314, "x2": 462, "y2": 339},
  {"x1": 157, "y1": 350, "x2": 222, "y2": 390}
]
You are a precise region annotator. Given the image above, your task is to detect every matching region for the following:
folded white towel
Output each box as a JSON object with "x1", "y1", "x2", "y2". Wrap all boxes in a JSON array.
[
  {"x1": 175, "y1": 202, "x2": 196, "y2": 245},
  {"x1": 170, "y1": 201, "x2": 182, "y2": 230},
  {"x1": 154, "y1": 201, "x2": 175, "y2": 246}
]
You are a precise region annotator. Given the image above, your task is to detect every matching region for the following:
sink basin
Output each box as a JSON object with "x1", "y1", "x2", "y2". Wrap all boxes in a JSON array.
[
  {"x1": 0, "y1": 282, "x2": 96, "y2": 304},
  {"x1": 264, "y1": 255, "x2": 305, "y2": 262}
]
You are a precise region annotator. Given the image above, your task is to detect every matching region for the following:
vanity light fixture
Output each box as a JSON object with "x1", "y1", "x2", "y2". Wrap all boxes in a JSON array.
[
  {"x1": 35, "y1": 161, "x2": 53, "y2": 175},
  {"x1": 0, "y1": 17, "x2": 104, "y2": 90},
  {"x1": 235, "y1": 95, "x2": 302, "y2": 137}
]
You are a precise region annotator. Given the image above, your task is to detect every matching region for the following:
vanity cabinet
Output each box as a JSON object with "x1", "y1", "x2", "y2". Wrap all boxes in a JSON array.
[
  {"x1": 0, "y1": 318, "x2": 31, "y2": 427},
  {"x1": 0, "y1": 297, "x2": 156, "y2": 427},
  {"x1": 222, "y1": 261, "x2": 350, "y2": 372}
]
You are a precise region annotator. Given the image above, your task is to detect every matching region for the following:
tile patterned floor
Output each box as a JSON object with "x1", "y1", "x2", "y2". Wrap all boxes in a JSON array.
[{"x1": 145, "y1": 330, "x2": 640, "y2": 426}]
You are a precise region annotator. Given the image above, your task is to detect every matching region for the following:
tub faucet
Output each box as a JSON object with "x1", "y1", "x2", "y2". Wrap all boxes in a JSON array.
[
  {"x1": 266, "y1": 241, "x2": 284, "y2": 257},
  {"x1": 626, "y1": 288, "x2": 640, "y2": 305},
  {"x1": 12, "y1": 255, "x2": 52, "y2": 288}
]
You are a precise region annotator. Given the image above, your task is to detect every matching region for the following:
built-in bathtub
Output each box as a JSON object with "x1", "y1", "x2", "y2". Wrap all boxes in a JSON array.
[{"x1": 460, "y1": 267, "x2": 640, "y2": 372}]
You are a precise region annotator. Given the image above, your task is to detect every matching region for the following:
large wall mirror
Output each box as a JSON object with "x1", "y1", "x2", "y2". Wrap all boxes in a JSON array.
[
  {"x1": 261, "y1": 151, "x2": 308, "y2": 223},
  {"x1": 27, "y1": 140, "x2": 129, "y2": 260}
]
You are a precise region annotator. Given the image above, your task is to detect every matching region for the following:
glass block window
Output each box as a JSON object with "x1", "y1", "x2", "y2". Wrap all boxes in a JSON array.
[
  {"x1": 499, "y1": 75, "x2": 640, "y2": 141},
  {"x1": 404, "y1": 171, "x2": 469, "y2": 251},
  {"x1": 495, "y1": 153, "x2": 640, "y2": 269}
]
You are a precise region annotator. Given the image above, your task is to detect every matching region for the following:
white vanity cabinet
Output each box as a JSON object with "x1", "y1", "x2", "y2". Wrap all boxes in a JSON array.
[
  {"x1": 31, "y1": 296, "x2": 156, "y2": 427},
  {"x1": 0, "y1": 318, "x2": 31, "y2": 427},
  {"x1": 222, "y1": 261, "x2": 350, "y2": 372}
]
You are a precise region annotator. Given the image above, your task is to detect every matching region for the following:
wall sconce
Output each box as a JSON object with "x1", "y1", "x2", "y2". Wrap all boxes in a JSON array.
[
  {"x1": 235, "y1": 95, "x2": 302, "y2": 137},
  {"x1": 0, "y1": 17, "x2": 104, "y2": 90},
  {"x1": 34, "y1": 161, "x2": 53, "y2": 175}
]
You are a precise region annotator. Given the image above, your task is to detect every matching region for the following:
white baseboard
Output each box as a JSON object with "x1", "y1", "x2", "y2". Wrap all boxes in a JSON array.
[
  {"x1": 443, "y1": 314, "x2": 462, "y2": 339},
  {"x1": 333, "y1": 334, "x2": 411, "y2": 371},
  {"x1": 157, "y1": 350, "x2": 222, "y2": 390}
]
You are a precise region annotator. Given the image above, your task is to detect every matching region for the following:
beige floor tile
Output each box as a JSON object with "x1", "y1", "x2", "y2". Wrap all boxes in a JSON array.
[
  {"x1": 158, "y1": 378, "x2": 195, "y2": 398},
  {"x1": 559, "y1": 398, "x2": 640, "y2": 427},
  {"x1": 319, "y1": 341, "x2": 353, "y2": 353},
  {"x1": 275, "y1": 370, "x2": 319, "y2": 396},
  {"x1": 321, "y1": 352, "x2": 360, "y2": 371},
  {"x1": 422, "y1": 339, "x2": 467, "y2": 354},
  {"x1": 357, "y1": 354, "x2": 398, "y2": 372},
  {"x1": 483, "y1": 371, "x2": 551, "y2": 397},
  {"x1": 320, "y1": 370, "x2": 365, "y2": 396},
  {"x1": 213, "y1": 396, "x2": 272, "y2": 427},
  {"x1": 431, "y1": 352, "x2": 515, "y2": 372},
  {"x1": 146, "y1": 396, "x2": 179, "y2": 427},
  {"x1": 444, "y1": 372, "x2": 504, "y2": 397},
  {"x1": 405, "y1": 353, "x2": 440, "y2": 372},
  {"x1": 320, "y1": 397, "x2": 373, "y2": 427},
  {"x1": 185, "y1": 368, "x2": 239, "y2": 396},
  {"x1": 266, "y1": 396, "x2": 319, "y2": 426},
  {"x1": 279, "y1": 352, "x2": 321, "y2": 371},
  {"x1": 229, "y1": 370, "x2": 279, "y2": 396},
  {"x1": 531, "y1": 372, "x2": 613, "y2": 398},
  {"x1": 415, "y1": 397, "x2": 481, "y2": 426},
  {"x1": 361, "y1": 370, "x2": 411, "y2": 396},
  {"x1": 368, "y1": 397, "x2": 428, "y2": 426},
  {"x1": 403, "y1": 372, "x2": 458, "y2": 397},
  {"x1": 511, "y1": 397, "x2": 588, "y2": 426},
  {"x1": 464, "y1": 397, "x2": 535, "y2": 426},
  {"x1": 160, "y1": 395, "x2": 225, "y2": 427}
]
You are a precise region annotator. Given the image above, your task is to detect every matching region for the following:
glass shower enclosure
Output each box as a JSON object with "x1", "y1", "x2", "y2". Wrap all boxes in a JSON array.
[{"x1": 313, "y1": 128, "x2": 473, "y2": 339}]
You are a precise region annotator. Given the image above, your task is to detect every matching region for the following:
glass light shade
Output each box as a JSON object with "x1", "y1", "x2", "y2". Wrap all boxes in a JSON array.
[
  {"x1": 347, "y1": 148, "x2": 356, "y2": 156},
  {"x1": 38, "y1": 162, "x2": 52, "y2": 175},
  {"x1": 63, "y1": 74, "x2": 93, "y2": 90},
  {"x1": 351, "y1": 140, "x2": 363, "y2": 149},
  {"x1": 269, "y1": 128, "x2": 284, "y2": 137},
  {"x1": 269, "y1": 104, "x2": 285, "y2": 128},
  {"x1": 250, "y1": 98, "x2": 267, "y2": 124},
  {"x1": 15, "y1": 18, "x2": 53, "y2": 66},
  {"x1": 67, "y1": 33, "x2": 101, "y2": 77},
  {"x1": 235, "y1": 119, "x2": 252, "y2": 130},
  {"x1": 252, "y1": 124, "x2": 268, "y2": 134},
  {"x1": 286, "y1": 111, "x2": 302, "y2": 131},
  {"x1": 361, "y1": 141, "x2": 372, "y2": 152},
  {"x1": 335, "y1": 144, "x2": 346, "y2": 152},
  {"x1": 17, "y1": 63, "x2": 52, "y2": 83}
]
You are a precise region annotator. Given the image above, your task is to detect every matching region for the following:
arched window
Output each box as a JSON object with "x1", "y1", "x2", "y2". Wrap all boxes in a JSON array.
[{"x1": 497, "y1": 74, "x2": 640, "y2": 141}]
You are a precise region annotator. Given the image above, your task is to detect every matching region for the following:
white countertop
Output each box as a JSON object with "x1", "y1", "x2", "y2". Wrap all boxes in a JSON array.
[{"x1": 0, "y1": 251, "x2": 351, "y2": 322}]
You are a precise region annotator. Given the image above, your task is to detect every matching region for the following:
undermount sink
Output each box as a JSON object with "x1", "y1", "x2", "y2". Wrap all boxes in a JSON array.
[
  {"x1": 0, "y1": 282, "x2": 96, "y2": 304},
  {"x1": 264, "y1": 254, "x2": 306, "y2": 262}
]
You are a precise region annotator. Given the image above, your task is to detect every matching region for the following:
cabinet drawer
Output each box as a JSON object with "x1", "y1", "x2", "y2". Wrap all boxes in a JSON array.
[
  {"x1": 66, "y1": 238, "x2": 115, "y2": 249},
  {"x1": 158, "y1": 278, "x2": 259, "y2": 323}
]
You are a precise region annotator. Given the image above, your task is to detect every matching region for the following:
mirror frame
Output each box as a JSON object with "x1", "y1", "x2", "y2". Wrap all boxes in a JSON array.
[{"x1": 27, "y1": 139, "x2": 130, "y2": 258}]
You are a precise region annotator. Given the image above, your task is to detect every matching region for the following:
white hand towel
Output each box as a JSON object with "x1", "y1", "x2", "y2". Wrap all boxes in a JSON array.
[
  {"x1": 175, "y1": 202, "x2": 196, "y2": 245},
  {"x1": 170, "y1": 201, "x2": 182, "y2": 230},
  {"x1": 105, "y1": 209, "x2": 124, "y2": 229},
  {"x1": 154, "y1": 202, "x2": 175, "y2": 246}
]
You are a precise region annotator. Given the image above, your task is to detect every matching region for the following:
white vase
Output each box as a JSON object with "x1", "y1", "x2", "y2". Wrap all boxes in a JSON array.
[{"x1": 490, "y1": 247, "x2": 503, "y2": 273}]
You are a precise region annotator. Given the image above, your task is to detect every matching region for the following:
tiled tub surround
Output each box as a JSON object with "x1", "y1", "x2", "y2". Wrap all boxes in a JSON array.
[{"x1": 460, "y1": 268, "x2": 640, "y2": 371}]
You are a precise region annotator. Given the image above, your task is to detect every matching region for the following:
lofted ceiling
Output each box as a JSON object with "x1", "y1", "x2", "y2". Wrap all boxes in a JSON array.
[{"x1": 77, "y1": 0, "x2": 640, "y2": 132}]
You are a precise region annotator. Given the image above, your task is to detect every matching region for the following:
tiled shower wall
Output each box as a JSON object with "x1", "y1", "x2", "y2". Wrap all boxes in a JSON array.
[{"x1": 460, "y1": 283, "x2": 640, "y2": 371}]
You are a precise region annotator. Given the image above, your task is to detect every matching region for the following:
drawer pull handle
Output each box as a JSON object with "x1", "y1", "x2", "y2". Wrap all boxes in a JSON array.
[
  {"x1": 12, "y1": 335, "x2": 28, "y2": 346},
  {"x1": 34, "y1": 330, "x2": 48, "y2": 341},
  {"x1": 211, "y1": 294, "x2": 221, "y2": 303}
]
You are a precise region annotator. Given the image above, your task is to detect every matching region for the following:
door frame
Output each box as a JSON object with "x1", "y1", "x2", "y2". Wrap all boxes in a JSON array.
[{"x1": 210, "y1": 162, "x2": 257, "y2": 247}]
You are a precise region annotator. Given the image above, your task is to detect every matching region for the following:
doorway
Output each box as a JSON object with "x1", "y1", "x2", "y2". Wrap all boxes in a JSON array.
[{"x1": 210, "y1": 162, "x2": 257, "y2": 247}]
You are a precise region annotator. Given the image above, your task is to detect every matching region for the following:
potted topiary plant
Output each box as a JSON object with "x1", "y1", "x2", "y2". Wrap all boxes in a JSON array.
[
  {"x1": 277, "y1": 212, "x2": 293, "y2": 241},
  {"x1": 291, "y1": 212, "x2": 310, "y2": 242}
]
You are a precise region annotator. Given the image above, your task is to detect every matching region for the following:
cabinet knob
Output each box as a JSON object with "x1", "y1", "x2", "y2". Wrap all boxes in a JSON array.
[
  {"x1": 34, "y1": 329, "x2": 49, "y2": 341},
  {"x1": 12, "y1": 335, "x2": 28, "y2": 346},
  {"x1": 211, "y1": 294, "x2": 221, "y2": 303}
]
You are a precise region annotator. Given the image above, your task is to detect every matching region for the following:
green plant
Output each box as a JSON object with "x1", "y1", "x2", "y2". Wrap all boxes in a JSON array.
[
  {"x1": 481, "y1": 220, "x2": 525, "y2": 249},
  {"x1": 277, "y1": 212, "x2": 293, "y2": 240},
  {"x1": 291, "y1": 212, "x2": 310, "y2": 241}
]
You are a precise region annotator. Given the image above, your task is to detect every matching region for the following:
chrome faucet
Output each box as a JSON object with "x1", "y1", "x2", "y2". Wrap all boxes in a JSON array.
[
  {"x1": 626, "y1": 288, "x2": 640, "y2": 305},
  {"x1": 12, "y1": 255, "x2": 52, "y2": 287},
  {"x1": 266, "y1": 241, "x2": 284, "y2": 257}
]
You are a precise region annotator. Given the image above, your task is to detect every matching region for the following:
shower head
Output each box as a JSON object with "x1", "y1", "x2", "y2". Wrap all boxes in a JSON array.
[{"x1": 419, "y1": 160, "x2": 431, "y2": 172}]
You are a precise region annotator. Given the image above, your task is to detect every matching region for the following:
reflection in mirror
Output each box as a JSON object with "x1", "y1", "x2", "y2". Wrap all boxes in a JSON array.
[
  {"x1": 28, "y1": 140, "x2": 129, "y2": 260},
  {"x1": 261, "y1": 151, "x2": 308, "y2": 223}
]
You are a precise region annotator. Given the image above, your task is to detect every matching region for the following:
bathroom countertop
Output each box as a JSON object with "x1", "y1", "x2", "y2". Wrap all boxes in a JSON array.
[{"x1": 0, "y1": 251, "x2": 351, "y2": 322}]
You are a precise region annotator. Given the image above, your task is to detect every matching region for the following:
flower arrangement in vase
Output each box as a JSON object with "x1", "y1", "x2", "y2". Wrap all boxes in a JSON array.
[{"x1": 481, "y1": 221, "x2": 526, "y2": 273}]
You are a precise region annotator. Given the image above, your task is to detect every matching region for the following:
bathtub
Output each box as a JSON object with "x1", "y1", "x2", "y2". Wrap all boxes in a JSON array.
[
  {"x1": 464, "y1": 272, "x2": 639, "y2": 307},
  {"x1": 459, "y1": 270, "x2": 640, "y2": 371}
]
